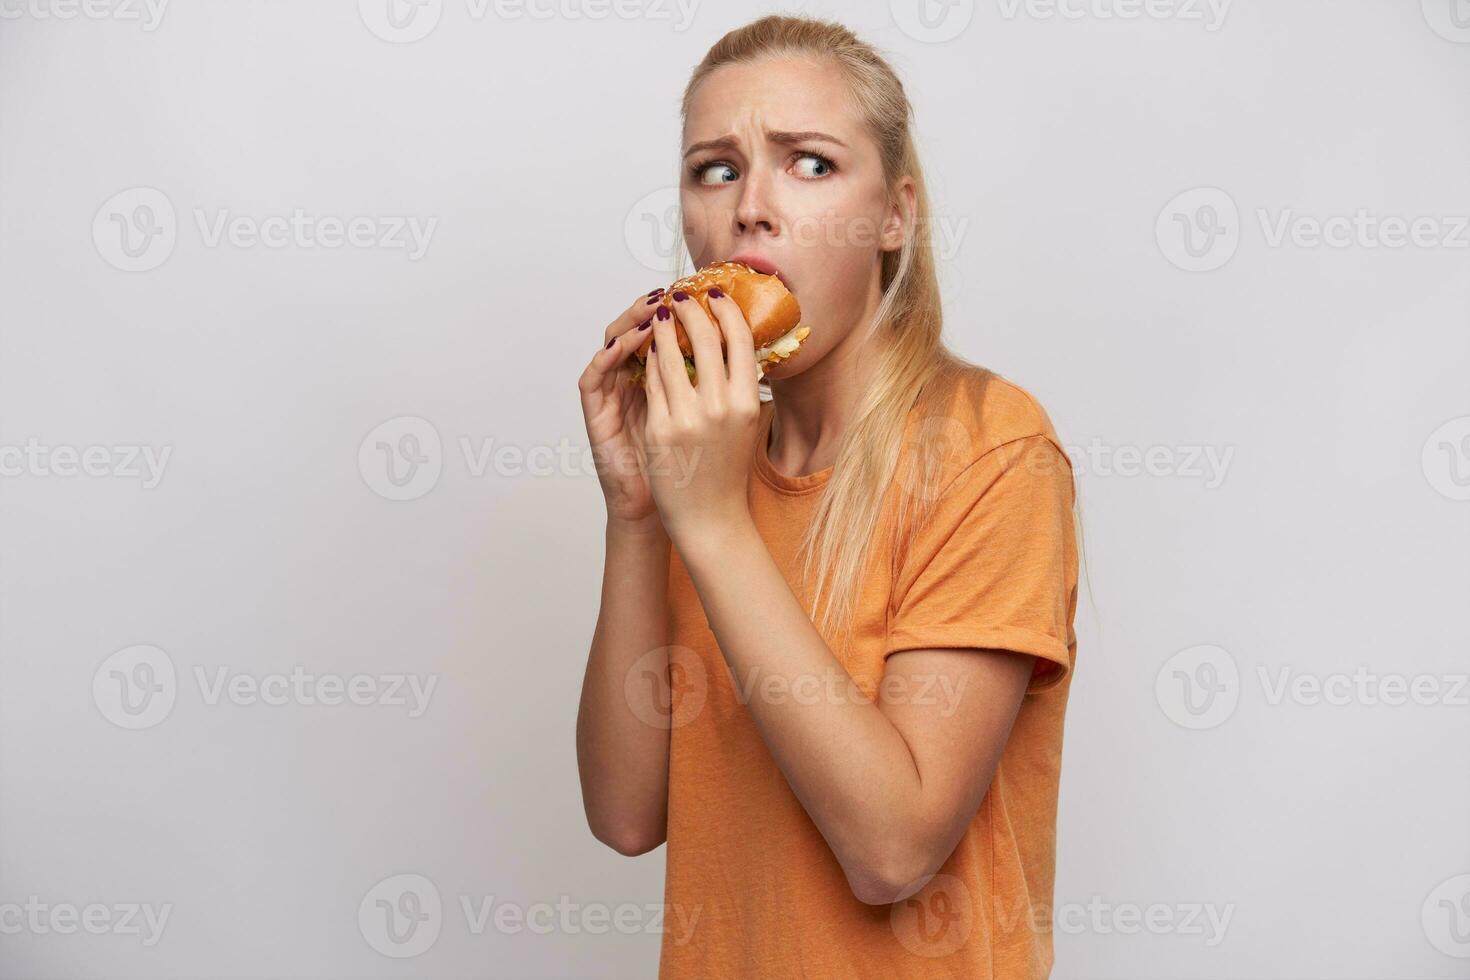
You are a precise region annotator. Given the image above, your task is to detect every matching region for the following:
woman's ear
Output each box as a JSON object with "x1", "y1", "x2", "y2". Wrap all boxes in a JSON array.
[{"x1": 880, "y1": 175, "x2": 917, "y2": 252}]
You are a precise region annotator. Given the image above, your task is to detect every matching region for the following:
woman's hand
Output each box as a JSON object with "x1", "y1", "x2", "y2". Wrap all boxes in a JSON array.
[
  {"x1": 578, "y1": 290, "x2": 662, "y2": 528},
  {"x1": 642, "y1": 287, "x2": 762, "y2": 543}
]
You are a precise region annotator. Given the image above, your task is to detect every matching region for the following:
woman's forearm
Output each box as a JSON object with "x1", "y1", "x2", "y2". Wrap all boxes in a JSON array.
[
  {"x1": 673, "y1": 516, "x2": 928, "y2": 893},
  {"x1": 575, "y1": 515, "x2": 674, "y2": 856}
]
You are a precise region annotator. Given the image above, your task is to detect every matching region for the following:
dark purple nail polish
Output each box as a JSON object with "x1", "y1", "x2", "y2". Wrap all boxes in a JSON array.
[
  {"x1": 637, "y1": 318, "x2": 652, "y2": 330},
  {"x1": 604, "y1": 337, "x2": 616, "y2": 349},
  {"x1": 655, "y1": 306, "x2": 671, "y2": 321},
  {"x1": 708, "y1": 287, "x2": 724, "y2": 299},
  {"x1": 646, "y1": 288, "x2": 664, "y2": 297},
  {"x1": 646, "y1": 295, "x2": 660, "y2": 305},
  {"x1": 650, "y1": 341, "x2": 657, "y2": 353},
  {"x1": 672, "y1": 290, "x2": 689, "y2": 302}
]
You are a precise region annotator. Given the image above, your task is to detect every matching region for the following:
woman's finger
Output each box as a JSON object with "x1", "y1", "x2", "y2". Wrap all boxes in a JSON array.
[
  {"x1": 581, "y1": 291, "x2": 662, "y2": 398},
  {"x1": 706, "y1": 286, "x2": 758, "y2": 388},
  {"x1": 604, "y1": 288, "x2": 665, "y2": 346},
  {"x1": 668, "y1": 290, "x2": 725, "y2": 397},
  {"x1": 643, "y1": 331, "x2": 669, "y2": 421},
  {"x1": 649, "y1": 303, "x2": 695, "y2": 415}
]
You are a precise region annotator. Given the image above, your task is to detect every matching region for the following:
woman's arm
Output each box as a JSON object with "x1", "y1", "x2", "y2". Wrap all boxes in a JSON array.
[
  {"x1": 676, "y1": 517, "x2": 1034, "y2": 905},
  {"x1": 574, "y1": 514, "x2": 674, "y2": 856}
]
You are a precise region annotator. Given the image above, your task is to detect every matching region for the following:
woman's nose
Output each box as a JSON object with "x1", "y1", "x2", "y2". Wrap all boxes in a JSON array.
[{"x1": 734, "y1": 172, "x2": 776, "y2": 235}]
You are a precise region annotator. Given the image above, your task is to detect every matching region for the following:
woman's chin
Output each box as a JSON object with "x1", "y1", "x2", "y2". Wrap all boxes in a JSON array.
[{"x1": 760, "y1": 355, "x2": 806, "y2": 383}]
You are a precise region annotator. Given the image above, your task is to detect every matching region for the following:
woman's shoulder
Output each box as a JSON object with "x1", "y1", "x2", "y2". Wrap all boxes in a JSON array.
[{"x1": 911, "y1": 360, "x2": 1069, "y2": 471}]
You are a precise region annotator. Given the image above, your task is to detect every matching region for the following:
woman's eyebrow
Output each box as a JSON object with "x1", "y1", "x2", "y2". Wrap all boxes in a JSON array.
[{"x1": 682, "y1": 130, "x2": 848, "y2": 159}]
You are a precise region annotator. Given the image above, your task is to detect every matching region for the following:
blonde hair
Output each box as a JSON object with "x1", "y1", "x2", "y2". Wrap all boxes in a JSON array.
[{"x1": 672, "y1": 15, "x2": 1088, "y2": 650}]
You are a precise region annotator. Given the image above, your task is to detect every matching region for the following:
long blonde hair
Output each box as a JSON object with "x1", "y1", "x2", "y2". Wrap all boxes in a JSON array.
[{"x1": 672, "y1": 15, "x2": 1088, "y2": 650}]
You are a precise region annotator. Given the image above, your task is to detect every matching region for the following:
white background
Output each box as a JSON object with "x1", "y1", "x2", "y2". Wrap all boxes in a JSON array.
[{"x1": 2, "y1": 0, "x2": 1468, "y2": 977}]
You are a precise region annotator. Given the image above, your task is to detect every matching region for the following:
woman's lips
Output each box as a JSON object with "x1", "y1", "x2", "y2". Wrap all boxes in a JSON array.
[{"x1": 728, "y1": 253, "x2": 793, "y2": 293}]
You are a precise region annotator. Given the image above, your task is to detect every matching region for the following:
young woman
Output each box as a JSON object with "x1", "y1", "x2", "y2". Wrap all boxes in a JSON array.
[{"x1": 575, "y1": 15, "x2": 1081, "y2": 979}]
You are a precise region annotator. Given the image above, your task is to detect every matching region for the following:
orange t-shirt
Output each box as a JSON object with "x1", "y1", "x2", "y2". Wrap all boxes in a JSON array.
[{"x1": 656, "y1": 365, "x2": 1079, "y2": 979}]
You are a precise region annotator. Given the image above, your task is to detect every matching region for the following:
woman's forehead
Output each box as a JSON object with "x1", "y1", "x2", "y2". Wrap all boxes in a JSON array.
[{"x1": 685, "y1": 59, "x2": 859, "y2": 143}]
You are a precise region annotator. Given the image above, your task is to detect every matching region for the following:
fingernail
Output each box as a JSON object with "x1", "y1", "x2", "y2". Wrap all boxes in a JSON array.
[
  {"x1": 646, "y1": 288, "x2": 664, "y2": 297},
  {"x1": 707, "y1": 287, "x2": 724, "y2": 299},
  {"x1": 638, "y1": 318, "x2": 652, "y2": 330},
  {"x1": 672, "y1": 290, "x2": 689, "y2": 302},
  {"x1": 646, "y1": 296, "x2": 661, "y2": 305},
  {"x1": 655, "y1": 306, "x2": 671, "y2": 321},
  {"x1": 604, "y1": 337, "x2": 615, "y2": 349},
  {"x1": 651, "y1": 341, "x2": 657, "y2": 353}
]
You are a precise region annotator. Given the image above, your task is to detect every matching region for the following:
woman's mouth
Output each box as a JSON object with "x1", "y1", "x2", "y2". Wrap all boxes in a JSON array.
[{"x1": 727, "y1": 253, "x2": 793, "y2": 293}]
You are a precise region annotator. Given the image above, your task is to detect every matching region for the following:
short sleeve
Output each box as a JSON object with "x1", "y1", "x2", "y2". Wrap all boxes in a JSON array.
[{"x1": 884, "y1": 434, "x2": 1077, "y2": 694}]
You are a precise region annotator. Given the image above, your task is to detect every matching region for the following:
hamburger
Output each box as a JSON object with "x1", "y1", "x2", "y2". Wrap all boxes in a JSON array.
[{"x1": 628, "y1": 259, "x2": 812, "y2": 386}]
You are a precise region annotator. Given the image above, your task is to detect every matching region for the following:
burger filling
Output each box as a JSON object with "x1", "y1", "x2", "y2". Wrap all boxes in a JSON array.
[{"x1": 628, "y1": 324, "x2": 811, "y2": 385}]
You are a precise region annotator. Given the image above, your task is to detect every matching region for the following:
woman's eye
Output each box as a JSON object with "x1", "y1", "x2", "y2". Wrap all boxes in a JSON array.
[
  {"x1": 695, "y1": 162, "x2": 738, "y2": 185},
  {"x1": 792, "y1": 153, "x2": 834, "y2": 179}
]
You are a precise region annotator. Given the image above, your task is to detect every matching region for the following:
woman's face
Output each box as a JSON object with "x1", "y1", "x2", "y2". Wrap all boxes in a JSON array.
[{"x1": 680, "y1": 56, "x2": 907, "y2": 380}]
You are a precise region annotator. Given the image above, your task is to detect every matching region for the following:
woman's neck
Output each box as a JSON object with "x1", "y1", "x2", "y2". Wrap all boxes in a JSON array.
[{"x1": 764, "y1": 286, "x2": 888, "y2": 478}]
